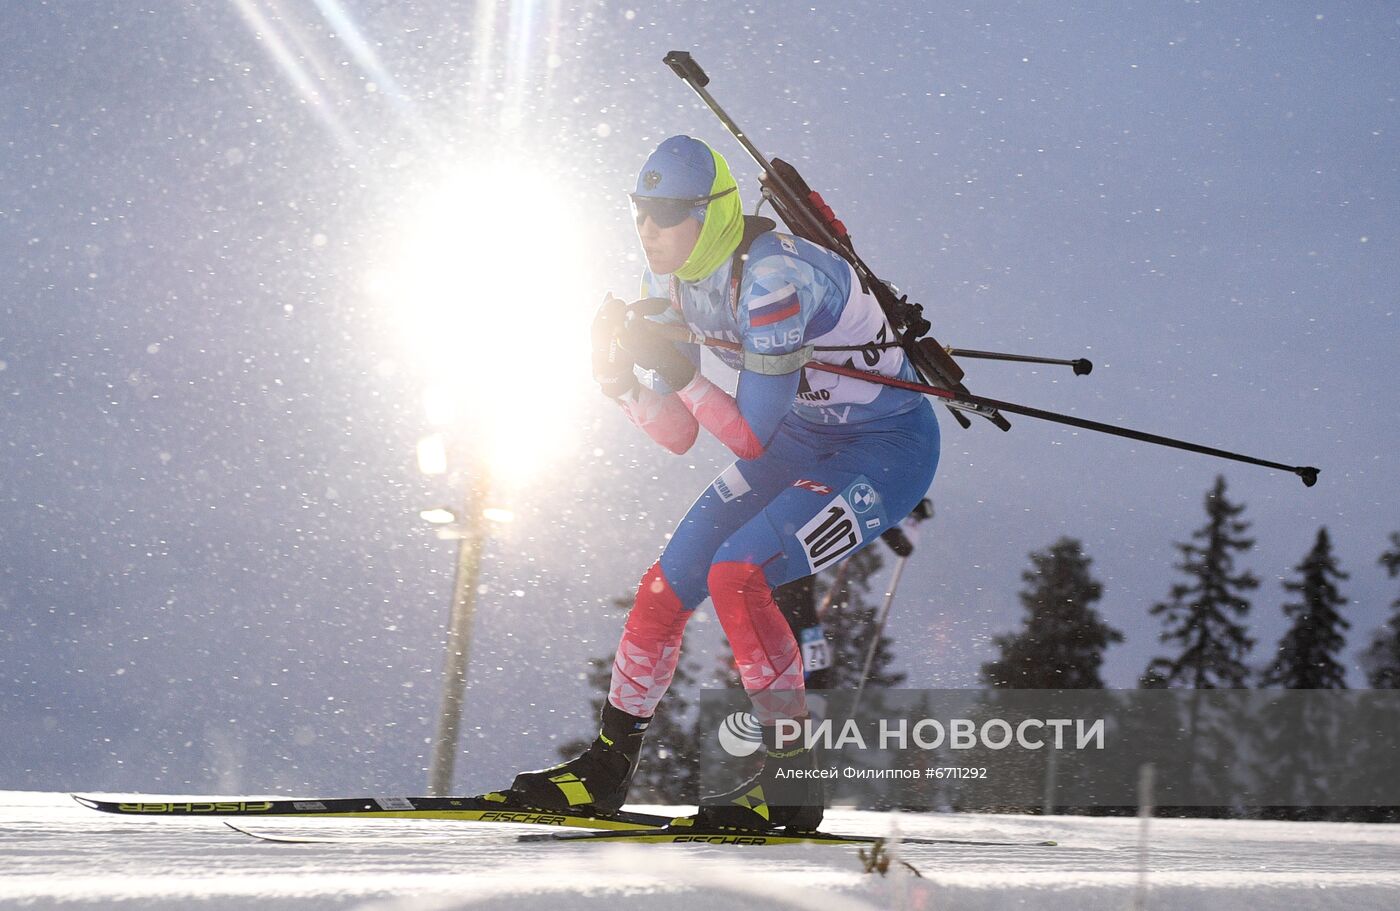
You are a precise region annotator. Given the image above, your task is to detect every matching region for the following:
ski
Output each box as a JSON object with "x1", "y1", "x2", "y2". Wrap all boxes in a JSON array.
[
  {"x1": 71, "y1": 792, "x2": 672, "y2": 831},
  {"x1": 222, "y1": 819, "x2": 1057, "y2": 849},
  {"x1": 223, "y1": 821, "x2": 473, "y2": 845},
  {"x1": 224, "y1": 821, "x2": 382, "y2": 845},
  {"x1": 520, "y1": 822, "x2": 1058, "y2": 848}
]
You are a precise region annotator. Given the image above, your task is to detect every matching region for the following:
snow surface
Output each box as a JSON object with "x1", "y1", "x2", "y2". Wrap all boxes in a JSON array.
[{"x1": 2, "y1": 790, "x2": 1397, "y2": 910}]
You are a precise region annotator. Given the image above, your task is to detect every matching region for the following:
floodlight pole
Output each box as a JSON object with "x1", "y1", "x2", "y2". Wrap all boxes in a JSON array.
[{"x1": 427, "y1": 473, "x2": 488, "y2": 796}]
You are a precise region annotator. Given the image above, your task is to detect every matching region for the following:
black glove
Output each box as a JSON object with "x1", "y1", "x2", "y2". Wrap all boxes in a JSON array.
[
  {"x1": 591, "y1": 296, "x2": 637, "y2": 398},
  {"x1": 618, "y1": 299, "x2": 697, "y2": 391}
]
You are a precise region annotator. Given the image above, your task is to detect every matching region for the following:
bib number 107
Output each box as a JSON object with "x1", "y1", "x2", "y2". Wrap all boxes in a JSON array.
[{"x1": 800, "y1": 501, "x2": 860, "y2": 571}]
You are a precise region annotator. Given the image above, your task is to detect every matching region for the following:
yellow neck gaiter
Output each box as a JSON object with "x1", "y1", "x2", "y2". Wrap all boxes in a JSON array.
[{"x1": 675, "y1": 147, "x2": 744, "y2": 282}]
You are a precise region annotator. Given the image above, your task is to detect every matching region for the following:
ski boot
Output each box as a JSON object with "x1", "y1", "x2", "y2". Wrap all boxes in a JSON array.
[
  {"x1": 695, "y1": 723, "x2": 825, "y2": 832},
  {"x1": 508, "y1": 703, "x2": 648, "y2": 814}
]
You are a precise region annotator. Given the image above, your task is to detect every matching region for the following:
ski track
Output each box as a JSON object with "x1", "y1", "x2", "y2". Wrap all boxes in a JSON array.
[{"x1": 2, "y1": 791, "x2": 1397, "y2": 910}]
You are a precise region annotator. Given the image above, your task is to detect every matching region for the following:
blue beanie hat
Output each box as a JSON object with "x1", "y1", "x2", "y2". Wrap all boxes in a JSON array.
[{"x1": 634, "y1": 135, "x2": 717, "y2": 199}]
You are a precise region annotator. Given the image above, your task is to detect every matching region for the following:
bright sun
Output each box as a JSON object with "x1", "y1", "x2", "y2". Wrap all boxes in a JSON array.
[{"x1": 369, "y1": 157, "x2": 598, "y2": 486}]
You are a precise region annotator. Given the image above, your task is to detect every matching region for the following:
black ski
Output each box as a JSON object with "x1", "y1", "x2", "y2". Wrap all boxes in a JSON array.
[
  {"x1": 520, "y1": 823, "x2": 1058, "y2": 848},
  {"x1": 72, "y1": 793, "x2": 672, "y2": 831},
  {"x1": 223, "y1": 820, "x2": 1057, "y2": 848}
]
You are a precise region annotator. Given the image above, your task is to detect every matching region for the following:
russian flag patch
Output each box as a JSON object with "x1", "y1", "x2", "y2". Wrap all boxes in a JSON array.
[{"x1": 748, "y1": 285, "x2": 800, "y2": 328}]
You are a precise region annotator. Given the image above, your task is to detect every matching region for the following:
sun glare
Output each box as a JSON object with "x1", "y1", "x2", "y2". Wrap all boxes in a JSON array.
[{"x1": 372, "y1": 158, "x2": 597, "y2": 487}]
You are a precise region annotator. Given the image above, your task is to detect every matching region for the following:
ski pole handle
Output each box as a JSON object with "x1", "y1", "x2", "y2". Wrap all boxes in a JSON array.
[
  {"x1": 663, "y1": 51, "x2": 709, "y2": 87},
  {"x1": 880, "y1": 526, "x2": 914, "y2": 558}
]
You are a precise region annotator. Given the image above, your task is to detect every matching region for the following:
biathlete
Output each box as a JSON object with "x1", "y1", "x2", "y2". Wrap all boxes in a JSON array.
[{"x1": 509, "y1": 135, "x2": 940, "y2": 831}]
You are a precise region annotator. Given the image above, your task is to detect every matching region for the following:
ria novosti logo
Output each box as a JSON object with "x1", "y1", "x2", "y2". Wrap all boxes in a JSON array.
[
  {"x1": 719, "y1": 711, "x2": 1107, "y2": 755},
  {"x1": 716, "y1": 712, "x2": 764, "y2": 757}
]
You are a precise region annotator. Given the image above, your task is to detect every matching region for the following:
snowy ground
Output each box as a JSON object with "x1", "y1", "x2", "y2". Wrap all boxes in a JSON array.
[{"x1": 2, "y1": 791, "x2": 1398, "y2": 910}]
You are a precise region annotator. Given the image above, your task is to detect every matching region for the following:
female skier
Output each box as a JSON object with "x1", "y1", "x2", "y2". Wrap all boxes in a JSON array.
[{"x1": 509, "y1": 135, "x2": 940, "y2": 831}]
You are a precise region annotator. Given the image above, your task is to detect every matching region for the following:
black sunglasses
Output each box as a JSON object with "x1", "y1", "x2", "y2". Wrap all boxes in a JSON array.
[{"x1": 629, "y1": 187, "x2": 735, "y2": 228}]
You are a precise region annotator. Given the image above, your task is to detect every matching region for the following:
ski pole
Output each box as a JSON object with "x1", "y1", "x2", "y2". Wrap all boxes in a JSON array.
[
  {"x1": 849, "y1": 500, "x2": 932, "y2": 719},
  {"x1": 811, "y1": 342, "x2": 1093, "y2": 376},
  {"x1": 946, "y1": 348, "x2": 1094, "y2": 376},
  {"x1": 645, "y1": 320, "x2": 1319, "y2": 487},
  {"x1": 849, "y1": 552, "x2": 908, "y2": 720}
]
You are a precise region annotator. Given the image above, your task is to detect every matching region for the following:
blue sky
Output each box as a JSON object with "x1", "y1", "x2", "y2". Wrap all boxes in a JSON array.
[{"x1": 1, "y1": 1, "x2": 1396, "y2": 795}]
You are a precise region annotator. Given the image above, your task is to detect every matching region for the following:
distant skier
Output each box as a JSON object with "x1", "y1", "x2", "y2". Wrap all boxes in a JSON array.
[{"x1": 509, "y1": 136, "x2": 940, "y2": 831}]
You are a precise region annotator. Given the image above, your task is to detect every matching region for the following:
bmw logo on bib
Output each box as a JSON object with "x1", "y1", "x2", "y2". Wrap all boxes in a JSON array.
[{"x1": 848, "y1": 482, "x2": 877, "y2": 514}]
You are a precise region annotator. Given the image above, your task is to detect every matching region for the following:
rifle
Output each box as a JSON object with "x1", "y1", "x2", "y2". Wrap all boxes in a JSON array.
[{"x1": 663, "y1": 50, "x2": 1005, "y2": 432}]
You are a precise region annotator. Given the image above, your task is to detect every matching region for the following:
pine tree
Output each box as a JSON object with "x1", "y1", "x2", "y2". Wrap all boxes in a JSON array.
[
  {"x1": 1261, "y1": 527, "x2": 1350, "y2": 689},
  {"x1": 960, "y1": 539, "x2": 1119, "y2": 815},
  {"x1": 1361, "y1": 532, "x2": 1400, "y2": 689},
  {"x1": 1254, "y1": 528, "x2": 1352, "y2": 820},
  {"x1": 1142, "y1": 476, "x2": 1258, "y2": 817},
  {"x1": 981, "y1": 537, "x2": 1122, "y2": 689},
  {"x1": 1351, "y1": 533, "x2": 1400, "y2": 821},
  {"x1": 1144, "y1": 475, "x2": 1258, "y2": 689}
]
